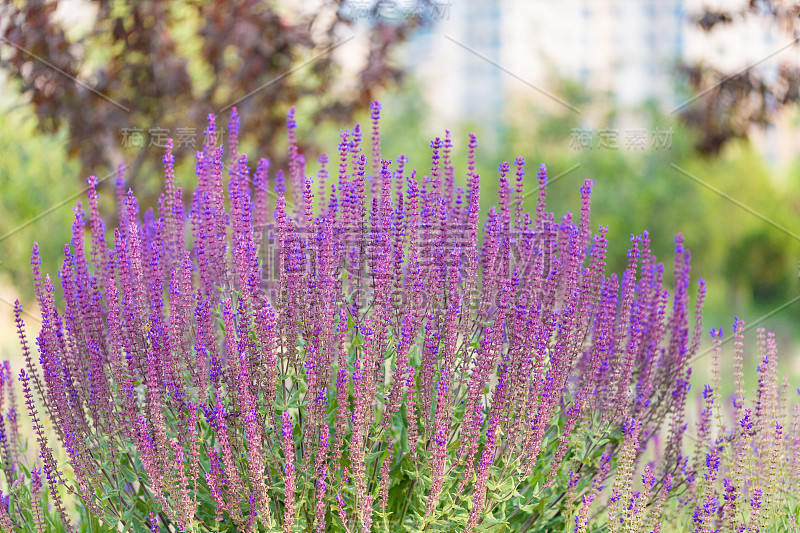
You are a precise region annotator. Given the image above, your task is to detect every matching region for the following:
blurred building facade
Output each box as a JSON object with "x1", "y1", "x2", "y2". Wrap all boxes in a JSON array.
[
  {"x1": 408, "y1": 0, "x2": 684, "y2": 124},
  {"x1": 402, "y1": 0, "x2": 800, "y2": 169}
]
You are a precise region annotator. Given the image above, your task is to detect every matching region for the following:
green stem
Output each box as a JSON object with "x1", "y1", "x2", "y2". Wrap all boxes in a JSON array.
[{"x1": 397, "y1": 478, "x2": 417, "y2": 528}]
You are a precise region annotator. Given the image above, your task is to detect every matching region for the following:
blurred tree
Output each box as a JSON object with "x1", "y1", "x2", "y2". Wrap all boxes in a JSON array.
[
  {"x1": 724, "y1": 227, "x2": 794, "y2": 304},
  {"x1": 0, "y1": 0, "x2": 433, "y2": 199},
  {"x1": 677, "y1": 0, "x2": 800, "y2": 155}
]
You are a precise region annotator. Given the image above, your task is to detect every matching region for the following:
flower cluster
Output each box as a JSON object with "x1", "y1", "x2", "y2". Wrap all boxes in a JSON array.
[
  {"x1": 1, "y1": 103, "x2": 794, "y2": 532},
  {"x1": 655, "y1": 322, "x2": 800, "y2": 531}
]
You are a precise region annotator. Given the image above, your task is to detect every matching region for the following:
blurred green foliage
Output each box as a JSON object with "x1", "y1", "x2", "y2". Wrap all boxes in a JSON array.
[{"x1": 0, "y1": 105, "x2": 79, "y2": 299}]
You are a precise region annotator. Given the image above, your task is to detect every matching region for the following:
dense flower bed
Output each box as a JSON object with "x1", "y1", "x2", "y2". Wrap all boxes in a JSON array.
[{"x1": 1, "y1": 103, "x2": 798, "y2": 532}]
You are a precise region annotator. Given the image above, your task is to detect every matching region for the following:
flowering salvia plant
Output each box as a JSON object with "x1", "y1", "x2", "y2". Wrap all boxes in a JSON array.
[
  {"x1": 1, "y1": 102, "x2": 771, "y2": 532},
  {"x1": 647, "y1": 320, "x2": 800, "y2": 532}
]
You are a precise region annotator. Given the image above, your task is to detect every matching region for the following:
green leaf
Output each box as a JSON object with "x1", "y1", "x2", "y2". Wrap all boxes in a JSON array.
[{"x1": 477, "y1": 513, "x2": 509, "y2": 532}]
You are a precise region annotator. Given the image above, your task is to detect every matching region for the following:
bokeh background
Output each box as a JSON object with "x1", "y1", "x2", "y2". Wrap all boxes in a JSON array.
[{"x1": 1, "y1": 0, "x2": 800, "y2": 426}]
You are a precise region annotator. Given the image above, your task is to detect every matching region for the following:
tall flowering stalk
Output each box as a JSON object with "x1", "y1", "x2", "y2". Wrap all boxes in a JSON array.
[
  {"x1": 4, "y1": 103, "x2": 730, "y2": 532},
  {"x1": 618, "y1": 321, "x2": 800, "y2": 532}
]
